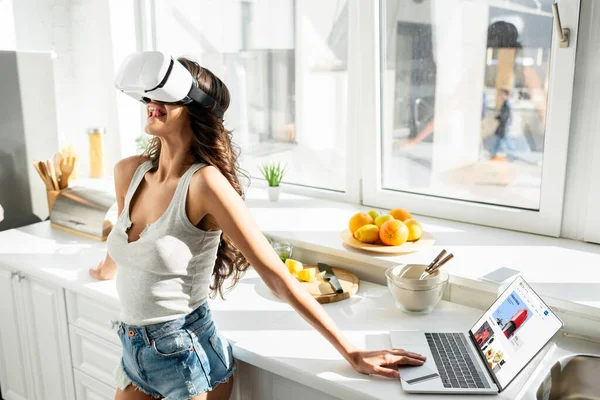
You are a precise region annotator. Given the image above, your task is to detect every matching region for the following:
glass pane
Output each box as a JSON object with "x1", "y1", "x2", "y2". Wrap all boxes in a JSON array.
[
  {"x1": 381, "y1": 0, "x2": 554, "y2": 210},
  {"x1": 153, "y1": 0, "x2": 348, "y2": 192}
]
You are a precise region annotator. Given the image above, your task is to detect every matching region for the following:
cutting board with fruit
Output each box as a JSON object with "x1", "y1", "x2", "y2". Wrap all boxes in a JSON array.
[
  {"x1": 342, "y1": 208, "x2": 435, "y2": 254},
  {"x1": 284, "y1": 260, "x2": 359, "y2": 304}
]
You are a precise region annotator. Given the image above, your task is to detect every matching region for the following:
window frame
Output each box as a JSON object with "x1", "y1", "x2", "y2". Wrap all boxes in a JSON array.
[
  {"x1": 146, "y1": 0, "x2": 361, "y2": 203},
  {"x1": 141, "y1": 0, "x2": 585, "y2": 237},
  {"x1": 360, "y1": 0, "x2": 582, "y2": 237}
]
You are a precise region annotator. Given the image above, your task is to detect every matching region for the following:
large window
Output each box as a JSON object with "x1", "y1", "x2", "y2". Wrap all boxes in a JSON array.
[
  {"x1": 362, "y1": 0, "x2": 580, "y2": 236},
  {"x1": 152, "y1": 0, "x2": 350, "y2": 193},
  {"x1": 146, "y1": 0, "x2": 582, "y2": 236},
  {"x1": 381, "y1": 2, "x2": 553, "y2": 210}
]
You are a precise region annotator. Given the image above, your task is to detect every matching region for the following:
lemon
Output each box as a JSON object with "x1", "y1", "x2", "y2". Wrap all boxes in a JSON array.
[
  {"x1": 353, "y1": 224, "x2": 380, "y2": 243},
  {"x1": 374, "y1": 214, "x2": 394, "y2": 228},
  {"x1": 285, "y1": 259, "x2": 303, "y2": 275},
  {"x1": 404, "y1": 219, "x2": 423, "y2": 241},
  {"x1": 367, "y1": 210, "x2": 380, "y2": 221},
  {"x1": 297, "y1": 269, "x2": 313, "y2": 282}
]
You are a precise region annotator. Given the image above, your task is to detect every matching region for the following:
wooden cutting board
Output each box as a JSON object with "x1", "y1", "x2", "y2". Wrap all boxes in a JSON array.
[{"x1": 298, "y1": 265, "x2": 360, "y2": 304}]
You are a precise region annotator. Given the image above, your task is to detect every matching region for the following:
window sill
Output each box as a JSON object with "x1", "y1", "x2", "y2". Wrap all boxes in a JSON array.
[{"x1": 246, "y1": 186, "x2": 600, "y2": 325}]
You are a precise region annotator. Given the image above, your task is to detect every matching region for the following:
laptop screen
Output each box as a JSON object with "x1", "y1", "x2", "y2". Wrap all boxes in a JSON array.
[{"x1": 469, "y1": 276, "x2": 563, "y2": 391}]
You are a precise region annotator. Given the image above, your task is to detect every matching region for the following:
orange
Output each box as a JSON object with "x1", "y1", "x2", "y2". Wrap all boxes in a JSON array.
[
  {"x1": 388, "y1": 208, "x2": 412, "y2": 221},
  {"x1": 404, "y1": 219, "x2": 422, "y2": 241},
  {"x1": 379, "y1": 220, "x2": 409, "y2": 246},
  {"x1": 348, "y1": 212, "x2": 374, "y2": 234}
]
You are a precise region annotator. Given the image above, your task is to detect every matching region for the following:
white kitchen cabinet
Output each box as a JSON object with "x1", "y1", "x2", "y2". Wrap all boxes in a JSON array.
[
  {"x1": 73, "y1": 369, "x2": 116, "y2": 400},
  {"x1": 69, "y1": 325, "x2": 121, "y2": 388},
  {"x1": 0, "y1": 266, "x2": 75, "y2": 400},
  {"x1": 66, "y1": 290, "x2": 122, "y2": 392},
  {"x1": 235, "y1": 360, "x2": 338, "y2": 400},
  {"x1": 0, "y1": 267, "x2": 31, "y2": 400},
  {"x1": 65, "y1": 290, "x2": 121, "y2": 346}
]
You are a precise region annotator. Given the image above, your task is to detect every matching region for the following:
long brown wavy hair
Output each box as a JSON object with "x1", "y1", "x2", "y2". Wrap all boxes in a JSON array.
[{"x1": 143, "y1": 57, "x2": 250, "y2": 299}]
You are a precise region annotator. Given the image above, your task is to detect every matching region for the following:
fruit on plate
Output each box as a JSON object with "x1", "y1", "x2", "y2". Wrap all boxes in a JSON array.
[
  {"x1": 388, "y1": 208, "x2": 412, "y2": 221},
  {"x1": 348, "y1": 212, "x2": 374, "y2": 234},
  {"x1": 374, "y1": 214, "x2": 394, "y2": 228},
  {"x1": 367, "y1": 209, "x2": 380, "y2": 221},
  {"x1": 285, "y1": 259, "x2": 303, "y2": 275},
  {"x1": 297, "y1": 268, "x2": 315, "y2": 282},
  {"x1": 404, "y1": 219, "x2": 423, "y2": 241},
  {"x1": 353, "y1": 224, "x2": 380, "y2": 244},
  {"x1": 486, "y1": 348, "x2": 495, "y2": 360},
  {"x1": 379, "y1": 220, "x2": 409, "y2": 246}
]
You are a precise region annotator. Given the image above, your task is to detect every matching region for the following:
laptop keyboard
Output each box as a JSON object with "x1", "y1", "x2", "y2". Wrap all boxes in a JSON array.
[{"x1": 425, "y1": 333, "x2": 490, "y2": 389}]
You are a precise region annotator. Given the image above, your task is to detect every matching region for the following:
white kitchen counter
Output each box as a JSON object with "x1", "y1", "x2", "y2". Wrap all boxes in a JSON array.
[{"x1": 0, "y1": 221, "x2": 547, "y2": 399}]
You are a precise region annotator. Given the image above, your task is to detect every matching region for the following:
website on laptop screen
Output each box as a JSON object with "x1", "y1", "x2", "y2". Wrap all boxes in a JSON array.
[{"x1": 469, "y1": 276, "x2": 562, "y2": 389}]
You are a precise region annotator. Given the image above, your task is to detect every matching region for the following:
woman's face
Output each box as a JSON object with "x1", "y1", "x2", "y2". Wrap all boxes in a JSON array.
[{"x1": 144, "y1": 101, "x2": 190, "y2": 137}]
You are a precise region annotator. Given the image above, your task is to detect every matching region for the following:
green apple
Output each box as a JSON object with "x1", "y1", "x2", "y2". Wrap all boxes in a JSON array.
[
  {"x1": 367, "y1": 210, "x2": 380, "y2": 221},
  {"x1": 375, "y1": 214, "x2": 394, "y2": 228}
]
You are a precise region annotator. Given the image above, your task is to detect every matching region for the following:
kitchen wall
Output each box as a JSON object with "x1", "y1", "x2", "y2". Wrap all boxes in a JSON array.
[{"x1": 2, "y1": 0, "x2": 139, "y2": 179}]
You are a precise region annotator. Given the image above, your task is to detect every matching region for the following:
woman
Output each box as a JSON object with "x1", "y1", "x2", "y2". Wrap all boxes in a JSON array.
[{"x1": 90, "y1": 56, "x2": 425, "y2": 400}]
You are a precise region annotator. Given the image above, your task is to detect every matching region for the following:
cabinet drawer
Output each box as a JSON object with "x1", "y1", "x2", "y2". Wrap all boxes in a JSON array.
[
  {"x1": 66, "y1": 291, "x2": 121, "y2": 345},
  {"x1": 73, "y1": 368, "x2": 117, "y2": 400},
  {"x1": 70, "y1": 325, "x2": 121, "y2": 388}
]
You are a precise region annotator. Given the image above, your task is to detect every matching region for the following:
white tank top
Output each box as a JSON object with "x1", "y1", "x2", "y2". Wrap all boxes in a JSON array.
[{"x1": 107, "y1": 160, "x2": 222, "y2": 326}]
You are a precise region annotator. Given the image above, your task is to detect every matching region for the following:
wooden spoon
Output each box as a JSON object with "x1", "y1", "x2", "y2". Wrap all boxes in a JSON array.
[
  {"x1": 46, "y1": 160, "x2": 59, "y2": 190},
  {"x1": 33, "y1": 161, "x2": 51, "y2": 190},
  {"x1": 59, "y1": 155, "x2": 76, "y2": 189},
  {"x1": 36, "y1": 161, "x2": 53, "y2": 190}
]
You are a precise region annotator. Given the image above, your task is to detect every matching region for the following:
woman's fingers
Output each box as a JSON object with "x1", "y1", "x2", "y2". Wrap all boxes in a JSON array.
[
  {"x1": 390, "y1": 348, "x2": 427, "y2": 361},
  {"x1": 394, "y1": 355, "x2": 426, "y2": 366},
  {"x1": 372, "y1": 365, "x2": 400, "y2": 379}
]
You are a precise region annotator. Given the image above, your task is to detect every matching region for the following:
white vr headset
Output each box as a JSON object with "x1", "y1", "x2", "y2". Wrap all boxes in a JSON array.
[{"x1": 114, "y1": 51, "x2": 224, "y2": 120}]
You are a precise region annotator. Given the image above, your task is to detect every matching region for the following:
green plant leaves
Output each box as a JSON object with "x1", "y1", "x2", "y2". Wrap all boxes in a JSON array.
[{"x1": 258, "y1": 161, "x2": 287, "y2": 187}]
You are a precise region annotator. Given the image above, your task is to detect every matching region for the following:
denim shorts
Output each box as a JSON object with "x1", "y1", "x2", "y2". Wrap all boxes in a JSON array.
[{"x1": 114, "y1": 302, "x2": 235, "y2": 399}]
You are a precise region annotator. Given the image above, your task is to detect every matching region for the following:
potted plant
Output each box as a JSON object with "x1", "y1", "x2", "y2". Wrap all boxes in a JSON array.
[{"x1": 259, "y1": 161, "x2": 287, "y2": 202}]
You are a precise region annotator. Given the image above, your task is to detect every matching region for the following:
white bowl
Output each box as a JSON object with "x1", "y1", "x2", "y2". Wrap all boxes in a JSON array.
[
  {"x1": 387, "y1": 264, "x2": 444, "y2": 289},
  {"x1": 385, "y1": 265, "x2": 449, "y2": 314}
]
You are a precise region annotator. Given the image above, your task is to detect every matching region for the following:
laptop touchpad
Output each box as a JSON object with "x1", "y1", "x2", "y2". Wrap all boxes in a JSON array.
[{"x1": 399, "y1": 362, "x2": 439, "y2": 385}]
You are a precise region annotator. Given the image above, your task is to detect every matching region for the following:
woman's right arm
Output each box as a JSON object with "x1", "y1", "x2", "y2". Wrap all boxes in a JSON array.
[{"x1": 89, "y1": 156, "x2": 146, "y2": 280}]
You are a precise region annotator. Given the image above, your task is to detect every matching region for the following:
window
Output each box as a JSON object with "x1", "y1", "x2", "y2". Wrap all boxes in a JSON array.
[
  {"x1": 362, "y1": 0, "x2": 581, "y2": 236},
  {"x1": 151, "y1": 0, "x2": 350, "y2": 194},
  {"x1": 145, "y1": 0, "x2": 582, "y2": 236}
]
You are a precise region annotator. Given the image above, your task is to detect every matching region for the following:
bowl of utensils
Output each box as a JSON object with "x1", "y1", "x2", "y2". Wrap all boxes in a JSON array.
[{"x1": 385, "y1": 250, "x2": 453, "y2": 314}]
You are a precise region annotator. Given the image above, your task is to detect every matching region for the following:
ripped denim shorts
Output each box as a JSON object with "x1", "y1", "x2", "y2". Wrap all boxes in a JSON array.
[{"x1": 114, "y1": 302, "x2": 235, "y2": 399}]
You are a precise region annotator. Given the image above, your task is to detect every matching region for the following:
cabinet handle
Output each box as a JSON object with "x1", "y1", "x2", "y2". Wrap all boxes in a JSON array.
[{"x1": 109, "y1": 319, "x2": 120, "y2": 330}]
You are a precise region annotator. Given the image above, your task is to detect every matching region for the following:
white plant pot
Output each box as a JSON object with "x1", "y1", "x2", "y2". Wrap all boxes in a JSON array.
[{"x1": 267, "y1": 186, "x2": 280, "y2": 202}]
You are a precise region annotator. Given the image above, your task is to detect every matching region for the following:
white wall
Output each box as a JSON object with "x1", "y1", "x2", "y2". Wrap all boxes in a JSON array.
[
  {"x1": 7, "y1": 0, "x2": 138, "y2": 179},
  {"x1": 561, "y1": 0, "x2": 600, "y2": 242},
  {"x1": 0, "y1": 0, "x2": 16, "y2": 50}
]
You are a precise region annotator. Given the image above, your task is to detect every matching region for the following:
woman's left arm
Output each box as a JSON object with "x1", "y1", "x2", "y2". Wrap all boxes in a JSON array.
[{"x1": 196, "y1": 167, "x2": 425, "y2": 379}]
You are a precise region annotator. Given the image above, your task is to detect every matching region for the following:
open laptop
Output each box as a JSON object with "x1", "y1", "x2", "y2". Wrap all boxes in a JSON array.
[{"x1": 390, "y1": 276, "x2": 563, "y2": 394}]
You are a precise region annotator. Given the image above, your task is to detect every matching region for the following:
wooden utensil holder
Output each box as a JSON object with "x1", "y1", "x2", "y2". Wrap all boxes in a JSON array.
[{"x1": 46, "y1": 190, "x2": 61, "y2": 215}]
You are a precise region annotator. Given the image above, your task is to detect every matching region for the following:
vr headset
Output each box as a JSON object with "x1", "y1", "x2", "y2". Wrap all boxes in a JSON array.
[{"x1": 114, "y1": 51, "x2": 224, "y2": 120}]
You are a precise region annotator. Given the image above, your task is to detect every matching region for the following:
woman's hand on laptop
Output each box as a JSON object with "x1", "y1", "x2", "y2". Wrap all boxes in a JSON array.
[{"x1": 348, "y1": 348, "x2": 426, "y2": 379}]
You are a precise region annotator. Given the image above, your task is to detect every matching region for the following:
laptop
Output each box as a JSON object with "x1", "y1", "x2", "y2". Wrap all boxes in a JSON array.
[{"x1": 390, "y1": 276, "x2": 563, "y2": 394}]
